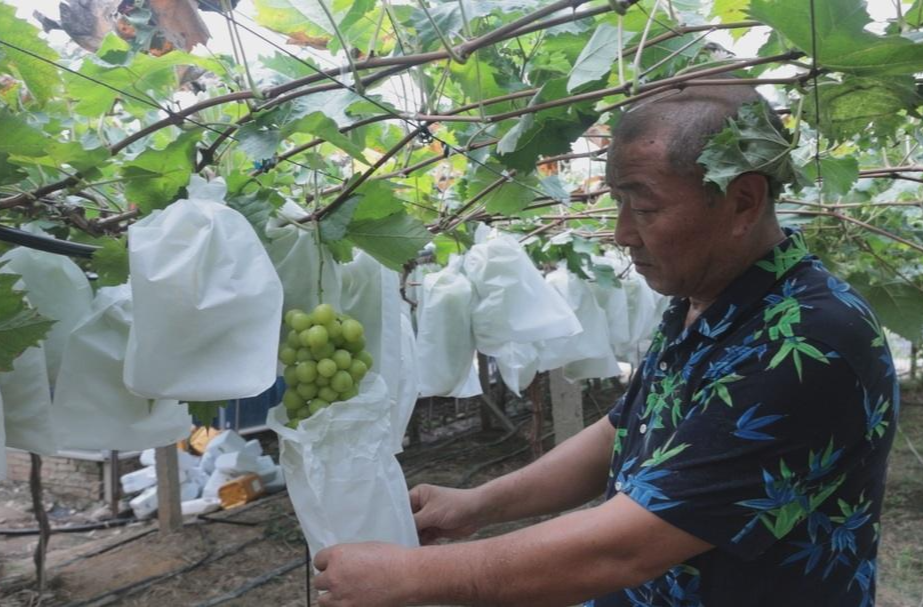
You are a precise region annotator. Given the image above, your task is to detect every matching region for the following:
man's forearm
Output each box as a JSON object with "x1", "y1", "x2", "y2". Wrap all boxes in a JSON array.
[
  {"x1": 474, "y1": 416, "x2": 615, "y2": 526},
  {"x1": 401, "y1": 496, "x2": 651, "y2": 607}
]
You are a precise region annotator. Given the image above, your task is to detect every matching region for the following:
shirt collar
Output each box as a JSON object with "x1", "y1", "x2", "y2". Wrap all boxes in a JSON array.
[{"x1": 661, "y1": 228, "x2": 813, "y2": 345}]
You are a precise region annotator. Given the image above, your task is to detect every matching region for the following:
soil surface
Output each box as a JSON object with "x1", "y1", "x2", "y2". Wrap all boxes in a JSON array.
[{"x1": 1, "y1": 382, "x2": 921, "y2": 607}]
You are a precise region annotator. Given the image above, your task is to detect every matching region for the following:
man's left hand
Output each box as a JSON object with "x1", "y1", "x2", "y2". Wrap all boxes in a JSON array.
[{"x1": 313, "y1": 542, "x2": 412, "y2": 607}]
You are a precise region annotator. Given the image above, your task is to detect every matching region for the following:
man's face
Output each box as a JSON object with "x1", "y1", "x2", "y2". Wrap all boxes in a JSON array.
[{"x1": 609, "y1": 136, "x2": 737, "y2": 299}]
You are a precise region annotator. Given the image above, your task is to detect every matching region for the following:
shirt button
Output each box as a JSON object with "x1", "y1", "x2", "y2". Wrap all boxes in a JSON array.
[
  {"x1": 659, "y1": 361, "x2": 668, "y2": 371},
  {"x1": 639, "y1": 423, "x2": 648, "y2": 435},
  {"x1": 614, "y1": 481, "x2": 623, "y2": 492}
]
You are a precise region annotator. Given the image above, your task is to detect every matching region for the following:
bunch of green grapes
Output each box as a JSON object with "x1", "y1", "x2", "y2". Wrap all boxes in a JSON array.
[{"x1": 279, "y1": 303, "x2": 373, "y2": 428}]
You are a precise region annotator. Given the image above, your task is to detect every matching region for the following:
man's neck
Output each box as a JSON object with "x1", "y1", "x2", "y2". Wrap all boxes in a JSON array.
[{"x1": 683, "y1": 224, "x2": 786, "y2": 328}]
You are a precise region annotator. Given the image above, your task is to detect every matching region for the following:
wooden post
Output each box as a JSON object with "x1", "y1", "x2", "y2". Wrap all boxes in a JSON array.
[
  {"x1": 29, "y1": 454, "x2": 50, "y2": 594},
  {"x1": 528, "y1": 373, "x2": 546, "y2": 459},
  {"x1": 550, "y1": 369, "x2": 584, "y2": 445},
  {"x1": 155, "y1": 446, "x2": 183, "y2": 534},
  {"x1": 477, "y1": 353, "x2": 493, "y2": 431},
  {"x1": 476, "y1": 353, "x2": 516, "y2": 433},
  {"x1": 104, "y1": 450, "x2": 120, "y2": 518}
]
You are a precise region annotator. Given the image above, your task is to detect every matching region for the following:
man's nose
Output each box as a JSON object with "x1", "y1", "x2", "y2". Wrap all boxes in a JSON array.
[{"x1": 615, "y1": 206, "x2": 642, "y2": 248}]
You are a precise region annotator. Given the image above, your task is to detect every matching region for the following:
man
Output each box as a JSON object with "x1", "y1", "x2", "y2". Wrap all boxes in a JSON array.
[{"x1": 313, "y1": 84, "x2": 899, "y2": 607}]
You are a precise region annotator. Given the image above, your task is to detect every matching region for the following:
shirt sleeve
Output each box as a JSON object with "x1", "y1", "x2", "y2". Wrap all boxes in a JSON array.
[{"x1": 616, "y1": 337, "x2": 870, "y2": 561}]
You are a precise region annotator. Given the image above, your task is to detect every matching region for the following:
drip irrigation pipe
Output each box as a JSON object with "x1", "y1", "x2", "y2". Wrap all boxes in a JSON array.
[{"x1": 0, "y1": 516, "x2": 137, "y2": 536}]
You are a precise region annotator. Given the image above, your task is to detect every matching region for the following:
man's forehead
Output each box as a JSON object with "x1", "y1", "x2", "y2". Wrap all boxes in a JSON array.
[{"x1": 607, "y1": 136, "x2": 671, "y2": 183}]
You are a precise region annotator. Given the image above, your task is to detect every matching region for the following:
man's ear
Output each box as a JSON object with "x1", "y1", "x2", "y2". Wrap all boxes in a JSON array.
[{"x1": 726, "y1": 172, "x2": 769, "y2": 236}]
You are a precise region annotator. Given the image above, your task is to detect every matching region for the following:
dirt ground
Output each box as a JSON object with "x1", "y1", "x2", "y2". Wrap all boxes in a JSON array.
[{"x1": 1, "y1": 381, "x2": 921, "y2": 607}]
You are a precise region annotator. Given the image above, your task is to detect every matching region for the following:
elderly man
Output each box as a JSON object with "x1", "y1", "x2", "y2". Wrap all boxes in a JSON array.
[{"x1": 313, "y1": 84, "x2": 898, "y2": 607}]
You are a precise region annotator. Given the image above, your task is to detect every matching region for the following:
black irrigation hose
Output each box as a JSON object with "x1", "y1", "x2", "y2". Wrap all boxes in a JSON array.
[
  {"x1": 402, "y1": 416, "x2": 532, "y2": 478},
  {"x1": 458, "y1": 430, "x2": 555, "y2": 488},
  {"x1": 0, "y1": 516, "x2": 137, "y2": 536},
  {"x1": 0, "y1": 225, "x2": 98, "y2": 258},
  {"x1": 59, "y1": 534, "x2": 267, "y2": 607},
  {"x1": 191, "y1": 555, "x2": 310, "y2": 607}
]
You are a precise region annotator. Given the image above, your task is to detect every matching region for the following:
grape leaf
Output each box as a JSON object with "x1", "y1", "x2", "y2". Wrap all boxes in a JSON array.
[
  {"x1": 351, "y1": 181, "x2": 405, "y2": 221},
  {"x1": 711, "y1": 0, "x2": 751, "y2": 37},
  {"x1": 227, "y1": 189, "x2": 282, "y2": 240},
  {"x1": 802, "y1": 156, "x2": 858, "y2": 197},
  {"x1": 540, "y1": 175, "x2": 571, "y2": 203},
  {"x1": 0, "y1": 109, "x2": 47, "y2": 157},
  {"x1": 859, "y1": 281, "x2": 923, "y2": 342},
  {"x1": 346, "y1": 212, "x2": 432, "y2": 271},
  {"x1": 90, "y1": 237, "x2": 130, "y2": 287},
  {"x1": 464, "y1": 165, "x2": 539, "y2": 216},
  {"x1": 567, "y1": 24, "x2": 634, "y2": 92},
  {"x1": 320, "y1": 196, "x2": 361, "y2": 242},
  {"x1": 496, "y1": 78, "x2": 599, "y2": 172},
  {"x1": 187, "y1": 401, "x2": 226, "y2": 427},
  {"x1": 0, "y1": 4, "x2": 61, "y2": 106},
  {"x1": 0, "y1": 267, "x2": 55, "y2": 372},
  {"x1": 66, "y1": 47, "x2": 224, "y2": 117},
  {"x1": 750, "y1": 0, "x2": 923, "y2": 75},
  {"x1": 907, "y1": 0, "x2": 923, "y2": 27},
  {"x1": 803, "y1": 76, "x2": 922, "y2": 142},
  {"x1": 697, "y1": 101, "x2": 800, "y2": 194},
  {"x1": 123, "y1": 131, "x2": 200, "y2": 212}
]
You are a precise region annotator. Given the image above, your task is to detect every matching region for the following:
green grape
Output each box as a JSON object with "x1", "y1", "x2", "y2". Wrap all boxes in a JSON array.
[
  {"x1": 340, "y1": 387, "x2": 359, "y2": 401},
  {"x1": 286, "y1": 330, "x2": 301, "y2": 348},
  {"x1": 296, "y1": 348, "x2": 312, "y2": 362},
  {"x1": 279, "y1": 347, "x2": 298, "y2": 366},
  {"x1": 344, "y1": 336, "x2": 366, "y2": 354},
  {"x1": 315, "y1": 374, "x2": 330, "y2": 387},
  {"x1": 342, "y1": 319, "x2": 364, "y2": 342},
  {"x1": 311, "y1": 342, "x2": 336, "y2": 360},
  {"x1": 308, "y1": 400, "x2": 328, "y2": 415},
  {"x1": 317, "y1": 358, "x2": 338, "y2": 378},
  {"x1": 302, "y1": 325, "x2": 329, "y2": 349},
  {"x1": 290, "y1": 312, "x2": 312, "y2": 332},
  {"x1": 282, "y1": 389, "x2": 303, "y2": 411},
  {"x1": 295, "y1": 405, "x2": 311, "y2": 419},
  {"x1": 331, "y1": 370, "x2": 353, "y2": 393},
  {"x1": 348, "y1": 359, "x2": 368, "y2": 382},
  {"x1": 295, "y1": 360, "x2": 318, "y2": 383},
  {"x1": 285, "y1": 419, "x2": 299, "y2": 429},
  {"x1": 313, "y1": 303, "x2": 336, "y2": 325},
  {"x1": 325, "y1": 321, "x2": 343, "y2": 343},
  {"x1": 319, "y1": 386, "x2": 338, "y2": 403},
  {"x1": 332, "y1": 349, "x2": 352, "y2": 370},
  {"x1": 357, "y1": 350, "x2": 374, "y2": 370},
  {"x1": 284, "y1": 309, "x2": 299, "y2": 327},
  {"x1": 297, "y1": 382, "x2": 318, "y2": 400},
  {"x1": 283, "y1": 366, "x2": 298, "y2": 387}
]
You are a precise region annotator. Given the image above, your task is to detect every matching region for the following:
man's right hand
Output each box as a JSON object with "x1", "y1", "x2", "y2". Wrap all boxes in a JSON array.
[{"x1": 410, "y1": 484, "x2": 486, "y2": 545}]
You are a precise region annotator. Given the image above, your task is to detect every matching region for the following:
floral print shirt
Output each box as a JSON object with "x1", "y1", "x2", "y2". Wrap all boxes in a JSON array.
[{"x1": 589, "y1": 230, "x2": 898, "y2": 607}]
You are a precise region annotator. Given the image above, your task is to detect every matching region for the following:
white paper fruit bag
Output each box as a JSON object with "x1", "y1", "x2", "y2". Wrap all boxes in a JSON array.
[
  {"x1": 266, "y1": 201, "x2": 342, "y2": 313},
  {"x1": 392, "y1": 311, "x2": 419, "y2": 454},
  {"x1": 0, "y1": 244, "x2": 93, "y2": 386},
  {"x1": 538, "y1": 267, "x2": 618, "y2": 381},
  {"x1": 464, "y1": 234, "x2": 581, "y2": 347},
  {"x1": 53, "y1": 285, "x2": 191, "y2": 451},
  {"x1": 0, "y1": 344, "x2": 56, "y2": 455},
  {"x1": 493, "y1": 341, "x2": 540, "y2": 397},
  {"x1": 267, "y1": 373, "x2": 418, "y2": 556},
  {"x1": 340, "y1": 251, "x2": 401, "y2": 406},
  {"x1": 0, "y1": 390, "x2": 6, "y2": 480},
  {"x1": 124, "y1": 177, "x2": 284, "y2": 401},
  {"x1": 416, "y1": 256, "x2": 480, "y2": 398}
]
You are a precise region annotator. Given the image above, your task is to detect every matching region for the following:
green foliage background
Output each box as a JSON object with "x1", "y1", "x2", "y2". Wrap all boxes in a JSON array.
[{"x1": 0, "y1": 0, "x2": 922, "y2": 349}]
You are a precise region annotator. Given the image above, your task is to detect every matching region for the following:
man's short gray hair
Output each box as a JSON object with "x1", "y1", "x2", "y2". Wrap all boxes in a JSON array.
[{"x1": 608, "y1": 82, "x2": 788, "y2": 198}]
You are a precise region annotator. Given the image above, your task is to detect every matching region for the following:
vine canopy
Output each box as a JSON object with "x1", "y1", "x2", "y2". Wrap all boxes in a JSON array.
[{"x1": 0, "y1": 0, "x2": 921, "y2": 345}]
